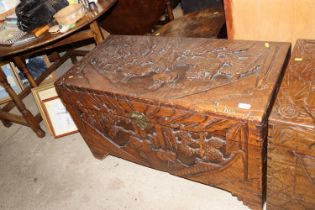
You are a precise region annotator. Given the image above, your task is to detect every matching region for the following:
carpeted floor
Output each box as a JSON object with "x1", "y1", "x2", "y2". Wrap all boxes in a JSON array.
[{"x1": 0, "y1": 57, "x2": 252, "y2": 210}]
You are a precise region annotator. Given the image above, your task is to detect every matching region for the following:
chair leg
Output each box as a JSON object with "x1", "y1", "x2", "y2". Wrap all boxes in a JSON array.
[{"x1": 0, "y1": 67, "x2": 45, "y2": 138}]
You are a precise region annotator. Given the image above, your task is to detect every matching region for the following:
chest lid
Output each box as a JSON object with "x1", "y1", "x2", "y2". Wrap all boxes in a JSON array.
[{"x1": 58, "y1": 35, "x2": 290, "y2": 122}]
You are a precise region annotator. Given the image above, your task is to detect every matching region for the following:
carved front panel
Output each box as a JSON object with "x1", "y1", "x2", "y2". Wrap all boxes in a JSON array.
[
  {"x1": 70, "y1": 89, "x2": 248, "y2": 174},
  {"x1": 80, "y1": 109, "x2": 245, "y2": 169},
  {"x1": 56, "y1": 87, "x2": 264, "y2": 209}
]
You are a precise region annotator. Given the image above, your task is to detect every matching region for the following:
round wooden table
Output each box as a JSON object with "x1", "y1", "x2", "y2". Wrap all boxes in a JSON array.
[{"x1": 0, "y1": 0, "x2": 116, "y2": 137}]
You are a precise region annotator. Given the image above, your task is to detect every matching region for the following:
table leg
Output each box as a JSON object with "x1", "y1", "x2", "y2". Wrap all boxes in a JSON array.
[
  {"x1": 90, "y1": 20, "x2": 105, "y2": 44},
  {"x1": 13, "y1": 56, "x2": 38, "y2": 88},
  {"x1": 69, "y1": 50, "x2": 78, "y2": 64},
  {"x1": 166, "y1": 0, "x2": 174, "y2": 21},
  {"x1": 0, "y1": 67, "x2": 45, "y2": 138},
  {"x1": 0, "y1": 64, "x2": 12, "y2": 127},
  {"x1": 48, "y1": 52, "x2": 61, "y2": 62}
]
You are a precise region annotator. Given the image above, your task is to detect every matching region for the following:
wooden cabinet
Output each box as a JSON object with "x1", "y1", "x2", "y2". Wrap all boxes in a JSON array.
[
  {"x1": 224, "y1": 0, "x2": 315, "y2": 47},
  {"x1": 268, "y1": 40, "x2": 315, "y2": 210},
  {"x1": 55, "y1": 35, "x2": 290, "y2": 210}
]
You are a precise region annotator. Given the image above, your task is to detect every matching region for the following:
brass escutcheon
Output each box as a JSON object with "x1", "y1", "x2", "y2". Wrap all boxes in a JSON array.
[{"x1": 129, "y1": 111, "x2": 151, "y2": 130}]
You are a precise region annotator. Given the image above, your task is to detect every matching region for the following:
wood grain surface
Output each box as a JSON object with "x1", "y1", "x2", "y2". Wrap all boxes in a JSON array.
[
  {"x1": 56, "y1": 35, "x2": 290, "y2": 210},
  {"x1": 268, "y1": 39, "x2": 315, "y2": 210}
]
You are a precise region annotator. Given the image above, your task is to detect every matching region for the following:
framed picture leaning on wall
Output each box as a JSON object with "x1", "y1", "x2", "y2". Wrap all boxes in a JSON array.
[
  {"x1": 0, "y1": 62, "x2": 23, "y2": 104},
  {"x1": 31, "y1": 82, "x2": 78, "y2": 138},
  {"x1": 42, "y1": 96, "x2": 78, "y2": 138}
]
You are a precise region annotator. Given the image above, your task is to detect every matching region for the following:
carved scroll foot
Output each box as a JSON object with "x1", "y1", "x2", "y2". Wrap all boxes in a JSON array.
[
  {"x1": 91, "y1": 150, "x2": 110, "y2": 160},
  {"x1": 78, "y1": 125, "x2": 110, "y2": 160},
  {"x1": 245, "y1": 201, "x2": 263, "y2": 210},
  {"x1": 232, "y1": 192, "x2": 263, "y2": 210}
]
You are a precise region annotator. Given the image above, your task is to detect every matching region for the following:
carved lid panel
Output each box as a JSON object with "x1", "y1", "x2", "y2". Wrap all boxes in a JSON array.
[
  {"x1": 58, "y1": 35, "x2": 290, "y2": 122},
  {"x1": 270, "y1": 39, "x2": 315, "y2": 129}
]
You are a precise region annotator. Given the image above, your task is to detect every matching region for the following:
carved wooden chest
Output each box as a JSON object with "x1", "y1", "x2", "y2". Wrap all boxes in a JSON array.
[
  {"x1": 267, "y1": 40, "x2": 315, "y2": 210},
  {"x1": 55, "y1": 35, "x2": 290, "y2": 210}
]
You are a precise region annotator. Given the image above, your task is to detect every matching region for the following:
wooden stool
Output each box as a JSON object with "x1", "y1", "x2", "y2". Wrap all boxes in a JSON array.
[{"x1": 154, "y1": 7, "x2": 226, "y2": 38}]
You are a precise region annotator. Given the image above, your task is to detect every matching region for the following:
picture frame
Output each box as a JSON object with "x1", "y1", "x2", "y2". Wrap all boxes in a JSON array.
[
  {"x1": 31, "y1": 82, "x2": 58, "y2": 135},
  {"x1": 42, "y1": 96, "x2": 78, "y2": 138},
  {"x1": 31, "y1": 82, "x2": 78, "y2": 138},
  {"x1": 0, "y1": 62, "x2": 23, "y2": 104}
]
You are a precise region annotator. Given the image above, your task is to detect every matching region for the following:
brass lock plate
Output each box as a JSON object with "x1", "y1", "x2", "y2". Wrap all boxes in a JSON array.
[{"x1": 129, "y1": 111, "x2": 151, "y2": 130}]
